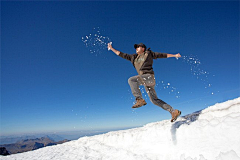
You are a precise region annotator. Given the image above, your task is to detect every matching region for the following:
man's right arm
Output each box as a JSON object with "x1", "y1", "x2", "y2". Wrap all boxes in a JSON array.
[{"x1": 108, "y1": 43, "x2": 133, "y2": 61}]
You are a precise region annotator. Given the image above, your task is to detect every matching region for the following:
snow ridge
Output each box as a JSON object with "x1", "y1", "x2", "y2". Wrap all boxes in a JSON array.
[{"x1": 1, "y1": 97, "x2": 240, "y2": 160}]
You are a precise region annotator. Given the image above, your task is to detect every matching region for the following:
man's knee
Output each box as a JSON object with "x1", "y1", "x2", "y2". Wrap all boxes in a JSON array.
[
  {"x1": 128, "y1": 76, "x2": 137, "y2": 85},
  {"x1": 128, "y1": 77, "x2": 133, "y2": 85}
]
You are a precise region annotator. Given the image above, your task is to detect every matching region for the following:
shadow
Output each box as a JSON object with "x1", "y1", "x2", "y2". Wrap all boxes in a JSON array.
[{"x1": 171, "y1": 110, "x2": 202, "y2": 145}]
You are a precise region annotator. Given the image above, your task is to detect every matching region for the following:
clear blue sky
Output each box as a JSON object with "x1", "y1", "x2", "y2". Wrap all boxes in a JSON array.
[{"x1": 1, "y1": 1, "x2": 239, "y2": 136}]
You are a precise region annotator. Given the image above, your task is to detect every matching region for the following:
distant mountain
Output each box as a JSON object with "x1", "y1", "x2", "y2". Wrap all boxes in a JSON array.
[
  {"x1": 0, "y1": 136, "x2": 69, "y2": 155},
  {"x1": 0, "y1": 135, "x2": 36, "y2": 145},
  {"x1": 0, "y1": 134, "x2": 65, "y2": 145},
  {"x1": 44, "y1": 134, "x2": 65, "y2": 142}
]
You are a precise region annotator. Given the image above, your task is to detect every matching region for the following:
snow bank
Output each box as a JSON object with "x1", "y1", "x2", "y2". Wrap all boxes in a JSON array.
[{"x1": 1, "y1": 97, "x2": 240, "y2": 160}]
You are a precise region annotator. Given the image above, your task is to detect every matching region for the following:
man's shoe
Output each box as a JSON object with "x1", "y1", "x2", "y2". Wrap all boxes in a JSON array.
[
  {"x1": 132, "y1": 99, "x2": 147, "y2": 108},
  {"x1": 171, "y1": 109, "x2": 181, "y2": 122}
]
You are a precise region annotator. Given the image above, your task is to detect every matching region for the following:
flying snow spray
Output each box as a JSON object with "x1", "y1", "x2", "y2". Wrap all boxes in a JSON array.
[
  {"x1": 181, "y1": 55, "x2": 216, "y2": 94},
  {"x1": 82, "y1": 27, "x2": 112, "y2": 56}
]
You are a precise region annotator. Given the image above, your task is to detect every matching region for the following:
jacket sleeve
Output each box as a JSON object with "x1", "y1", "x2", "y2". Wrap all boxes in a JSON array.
[
  {"x1": 151, "y1": 51, "x2": 168, "y2": 59},
  {"x1": 119, "y1": 52, "x2": 134, "y2": 61}
]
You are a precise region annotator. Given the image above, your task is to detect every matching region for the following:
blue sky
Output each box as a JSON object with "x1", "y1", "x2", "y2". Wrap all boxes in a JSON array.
[{"x1": 1, "y1": 1, "x2": 239, "y2": 136}]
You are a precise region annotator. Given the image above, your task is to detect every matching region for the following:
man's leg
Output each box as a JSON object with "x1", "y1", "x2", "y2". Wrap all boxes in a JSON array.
[
  {"x1": 128, "y1": 75, "x2": 147, "y2": 108},
  {"x1": 143, "y1": 75, "x2": 181, "y2": 122},
  {"x1": 140, "y1": 74, "x2": 174, "y2": 113},
  {"x1": 145, "y1": 85, "x2": 174, "y2": 113},
  {"x1": 128, "y1": 75, "x2": 142, "y2": 100}
]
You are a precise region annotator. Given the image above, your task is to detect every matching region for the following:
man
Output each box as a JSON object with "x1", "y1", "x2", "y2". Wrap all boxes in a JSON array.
[{"x1": 108, "y1": 43, "x2": 181, "y2": 122}]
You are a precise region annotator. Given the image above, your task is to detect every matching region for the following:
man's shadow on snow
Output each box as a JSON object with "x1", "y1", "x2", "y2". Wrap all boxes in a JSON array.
[{"x1": 171, "y1": 110, "x2": 202, "y2": 145}]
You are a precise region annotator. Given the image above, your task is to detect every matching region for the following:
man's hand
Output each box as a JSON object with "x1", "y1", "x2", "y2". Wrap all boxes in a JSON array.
[
  {"x1": 108, "y1": 43, "x2": 113, "y2": 51},
  {"x1": 108, "y1": 43, "x2": 120, "y2": 55},
  {"x1": 167, "y1": 53, "x2": 182, "y2": 58},
  {"x1": 175, "y1": 53, "x2": 181, "y2": 58}
]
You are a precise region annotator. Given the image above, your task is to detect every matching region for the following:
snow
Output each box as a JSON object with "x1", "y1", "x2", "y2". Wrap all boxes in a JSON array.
[
  {"x1": 1, "y1": 97, "x2": 240, "y2": 160},
  {"x1": 181, "y1": 55, "x2": 214, "y2": 91},
  {"x1": 82, "y1": 27, "x2": 111, "y2": 55}
]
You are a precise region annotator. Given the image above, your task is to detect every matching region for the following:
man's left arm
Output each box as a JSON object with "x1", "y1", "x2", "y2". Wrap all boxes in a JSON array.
[{"x1": 152, "y1": 51, "x2": 181, "y2": 59}]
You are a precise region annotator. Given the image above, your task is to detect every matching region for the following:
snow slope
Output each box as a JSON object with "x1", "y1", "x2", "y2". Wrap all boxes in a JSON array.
[{"x1": 1, "y1": 97, "x2": 240, "y2": 160}]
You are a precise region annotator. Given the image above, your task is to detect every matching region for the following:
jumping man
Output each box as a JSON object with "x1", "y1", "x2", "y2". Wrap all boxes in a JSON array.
[{"x1": 108, "y1": 43, "x2": 181, "y2": 122}]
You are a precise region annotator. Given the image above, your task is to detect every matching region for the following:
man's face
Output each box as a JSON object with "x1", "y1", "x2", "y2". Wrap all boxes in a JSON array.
[{"x1": 136, "y1": 46, "x2": 145, "y2": 54}]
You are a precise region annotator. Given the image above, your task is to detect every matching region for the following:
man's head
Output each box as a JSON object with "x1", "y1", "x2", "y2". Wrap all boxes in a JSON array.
[{"x1": 134, "y1": 43, "x2": 146, "y2": 54}]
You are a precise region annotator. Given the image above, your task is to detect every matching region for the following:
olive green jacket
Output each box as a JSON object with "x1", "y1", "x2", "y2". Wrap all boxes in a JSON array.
[{"x1": 119, "y1": 50, "x2": 167, "y2": 75}]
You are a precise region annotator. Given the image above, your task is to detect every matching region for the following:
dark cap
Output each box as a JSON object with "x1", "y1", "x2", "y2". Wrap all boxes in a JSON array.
[{"x1": 134, "y1": 43, "x2": 147, "y2": 50}]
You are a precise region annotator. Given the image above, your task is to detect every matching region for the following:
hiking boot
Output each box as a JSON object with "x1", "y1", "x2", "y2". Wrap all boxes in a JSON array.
[
  {"x1": 132, "y1": 99, "x2": 147, "y2": 108},
  {"x1": 171, "y1": 109, "x2": 181, "y2": 122}
]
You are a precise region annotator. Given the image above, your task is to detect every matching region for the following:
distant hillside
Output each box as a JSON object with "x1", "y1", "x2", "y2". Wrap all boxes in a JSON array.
[
  {"x1": 0, "y1": 134, "x2": 65, "y2": 145},
  {"x1": 0, "y1": 136, "x2": 69, "y2": 155}
]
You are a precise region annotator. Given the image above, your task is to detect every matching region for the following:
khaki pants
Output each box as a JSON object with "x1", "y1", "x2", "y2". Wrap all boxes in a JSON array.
[{"x1": 128, "y1": 74, "x2": 173, "y2": 113}]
